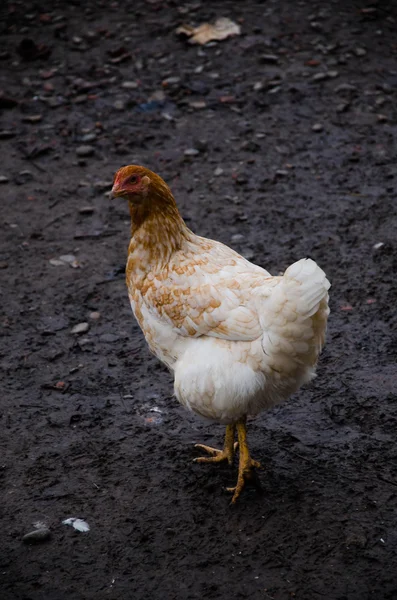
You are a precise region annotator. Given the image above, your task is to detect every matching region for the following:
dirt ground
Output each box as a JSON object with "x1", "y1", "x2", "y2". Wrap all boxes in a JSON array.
[{"x1": 1, "y1": 1, "x2": 397, "y2": 599}]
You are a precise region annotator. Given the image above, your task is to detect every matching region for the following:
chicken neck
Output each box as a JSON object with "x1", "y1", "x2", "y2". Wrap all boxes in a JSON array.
[{"x1": 127, "y1": 191, "x2": 193, "y2": 279}]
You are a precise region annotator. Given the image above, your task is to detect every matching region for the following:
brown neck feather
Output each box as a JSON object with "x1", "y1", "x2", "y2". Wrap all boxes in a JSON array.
[{"x1": 127, "y1": 186, "x2": 192, "y2": 278}]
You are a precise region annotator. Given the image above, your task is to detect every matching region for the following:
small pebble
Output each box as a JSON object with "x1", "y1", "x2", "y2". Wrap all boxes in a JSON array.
[
  {"x1": 335, "y1": 83, "x2": 357, "y2": 93},
  {"x1": 79, "y1": 206, "x2": 95, "y2": 214},
  {"x1": 59, "y1": 254, "x2": 76, "y2": 264},
  {"x1": 23, "y1": 528, "x2": 51, "y2": 544},
  {"x1": 373, "y1": 242, "x2": 384, "y2": 250},
  {"x1": 81, "y1": 133, "x2": 97, "y2": 143},
  {"x1": 113, "y1": 100, "x2": 126, "y2": 111},
  {"x1": 100, "y1": 333, "x2": 119, "y2": 343},
  {"x1": 184, "y1": 148, "x2": 199, "y2": 157},
  {"x1": 312, "y1": 123, "x2": 323, "y2": 132},
  {"x1": 312, "y1": 72, "x2": 328, "y2": 82},
  {"x1": 0, "y1": 130, "x2": 16, "y2": 139},
  {"x1": 214, "y1": 167, "x2": 224, "y2": 176},
  {"x1": 22, "y1": 114, "x2": 42, "y2": 123},
  {"x1": 259, "y1": 54, "x2": 279, "y2": 64},
  {"x1": 163, "y1": 76, "x2": 180, "y2": 85},
  {"x1": 0, "y1": 175, "x2": 9, "y2": 183},
  {"x1": 336, "y1": 102, "x2": 350, "y2": 113},
  {"x1": 49, "y1": 259, "x2": 66, "y2": 266},
  {"x1": 71, "y1": 322, "x2": 89, "y2": 334},
  {"x1": 76, "y1": 145, "x2": 94, "y2": 157},
  {"x1": 89, "y1": 311, "x2": 100, "y2": 320},
  {"x1": 242, "y1": 248, "x2": 255, "y2": 261},
  {"x1": 93, "y1": 180, "x2": 113, "y2": 190},
  {"x1": 354, "y1": 47, "x2": 367, "y2": 57},
  {"x1": 377, "y1": 114, "x2": 388, "y2": 123},
  {"x1": 189, "y1": 100, "x2": 206, "y2": 109},
  {"x1": 122, "y1": 81, "x2": 138, "y2": 89},
  {"x1": 231, "y1": 233, "x2": 244, "y2": 242}
]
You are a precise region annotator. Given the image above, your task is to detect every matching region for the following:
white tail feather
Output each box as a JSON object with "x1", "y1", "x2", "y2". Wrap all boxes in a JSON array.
[{"x1": 261, "y1": 258, "x2": 330, "y2": 371}]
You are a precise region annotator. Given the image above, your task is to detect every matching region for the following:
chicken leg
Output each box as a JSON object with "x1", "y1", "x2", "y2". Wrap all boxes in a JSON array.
[
  {"x1": 227, "y1": 417, "x2": 261, "y2": 503},
  {"x1": 194, "y1": 424, "x2": 237, "y2": 466}
]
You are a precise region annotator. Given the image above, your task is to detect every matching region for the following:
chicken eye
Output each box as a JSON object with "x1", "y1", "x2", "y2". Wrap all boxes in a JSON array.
[{"x1": 128, "y1": 175, "x2": 139, "y2": 185}]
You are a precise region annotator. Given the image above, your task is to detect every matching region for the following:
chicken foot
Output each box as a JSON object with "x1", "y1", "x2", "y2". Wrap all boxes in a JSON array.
[
  {"x1": 227, "y1": 417, "x2": 261, "y2": 503},
  {"x1": 194, "y1": 424, "x2": 237, "y2": 466}
]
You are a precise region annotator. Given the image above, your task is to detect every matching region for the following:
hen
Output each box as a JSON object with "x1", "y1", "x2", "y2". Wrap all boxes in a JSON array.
[{"x1": 112, "y1": 165, "x2": 330, "y2": 503}]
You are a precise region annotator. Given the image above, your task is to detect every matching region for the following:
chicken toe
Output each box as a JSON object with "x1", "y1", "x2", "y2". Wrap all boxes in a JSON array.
[{"x1": 194, "y1": 425, "x2": 237, "y2": 466}]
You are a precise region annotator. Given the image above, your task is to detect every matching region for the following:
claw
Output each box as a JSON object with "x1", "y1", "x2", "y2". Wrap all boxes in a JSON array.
[
  {"x1": 194, "y1": 442, "x2": 238, "y2": 465},
  {"x1": 193, "y1": 425, "x2": 236, "y2": 466}
]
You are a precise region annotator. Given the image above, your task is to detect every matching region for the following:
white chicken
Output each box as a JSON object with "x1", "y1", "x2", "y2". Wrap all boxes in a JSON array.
[{"x1": 112, "y1": 165, "x2": 330, "y2": 502}]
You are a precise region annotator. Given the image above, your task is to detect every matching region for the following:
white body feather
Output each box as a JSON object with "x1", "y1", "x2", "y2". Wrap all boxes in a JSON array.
[{"x1": 128, "y1": 233, "x2": 330, "y2": 424}]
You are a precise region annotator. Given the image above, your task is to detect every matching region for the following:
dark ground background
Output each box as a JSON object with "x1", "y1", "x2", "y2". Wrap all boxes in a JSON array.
[{"x1": 1, "y1": 1, "x2": 397, "y2": 599}]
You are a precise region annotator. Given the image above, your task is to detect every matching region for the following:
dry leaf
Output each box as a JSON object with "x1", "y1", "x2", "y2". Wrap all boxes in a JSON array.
[{"x1": 176, "y1": 17, "x2": 241, "y2": 45}]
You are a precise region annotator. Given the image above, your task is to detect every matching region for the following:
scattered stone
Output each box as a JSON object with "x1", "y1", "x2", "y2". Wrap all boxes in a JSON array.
[
  {"x1": 0, "y1": 175, "x2": 9, "y2": 183},
  {"x1": 76, "y1": 145, "x2": 94, "y2": 157},
  {"x1": 89, "y1": 311, "x2": 100, "y2": 320},
  {"x1": 81, "y1": 133, "x2": 96, "y2": 143},
  {"x1": 71, "y1": 322, "x2": 89, "y2": 334},
  {"x1": 214, "y1": 167, "x2": 224, "y2": 176},
  {"x1": 373, "y1": 242, "x2": 384, "y2": 250},
  {"x1": 93, "y1": 180, "x2": 112, "y2": 191},
  {"x1": 231, "y1": 233, "x2": 244, "y2": 243},
  {"x1": 73, "y1": 94, "x2": 88, "y2": 104},
  {"x1": 327, "y1": 70, "x2": 339, "y2": 78},
  {"x1": 336, "y1": 102, "x2": 350, "y2": 113},
  {"x1": 148, "y1": 89, "x2": 166, "y2": 102},
  {"x1": 189, "y1": 100, "x2": 206, "y2": 109},
  {"x1": 377, "y1": 114, "x2": 388, "y2": 123},
  {"x1": 23, "y1": 528, "x2": 51, "y2": 544},
  {"x1": 122, "y1": 81, "x2": 138, "y2": 89},
  {"x1": 0, "y1": 130, "x2": 16, "y2": 139},
  {"x1": 312, "y1": 123, "x2": 323, "y2": 132},
  {"x1": 113, "y1": 99, "x2": 126, "y2": 111},
  {"x1": 335, "y1": 83, "x2": 357, "y2": 94},
  {"x1": 163, "y1": 76, "x2": 181, "y2": 85},
  {"x1": 354, "y1": 47, "x2": 367, "y2": 57},
  {"x1": 312, "y1": 123, "x2": 324, "y2": 131},
  {"x1": 242, "y1": 248, "x2": 255, "y2": 261},
  {"x1": 100, "y1": 333, "x2": 119, "y2": 343},
  {"x1": 22, "y1": 114, "x2": 42, "y2": 123},
  {"x1": 79, "y1": 206, "x2": 95, "y2": 214},
  {"x1": 49, "y1": 258, "x2": 66, "y2": 266},
  {"x1": 59, "y1": 254, "x2": 76, "y2": 264},
  {"x1": 184, "y1": 148, "x2": 199, "y2": 157},
  {"x1": 259, "y1": 54, "x2": 279, "y2": 64},
  {"x1": 312, "y1": 72, "x2": 328, "y2": 82},
  {"x1": 18, "y1": 170, "x2": 34, "y2": 182}
]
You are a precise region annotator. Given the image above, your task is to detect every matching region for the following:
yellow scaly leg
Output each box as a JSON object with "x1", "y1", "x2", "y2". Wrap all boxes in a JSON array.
[
  {"x1": 194, "y1": 424, "x2": 237, "y2": 466},
  {"x1": 227, "y1": 417, "x2": 261, "y2": 503}
]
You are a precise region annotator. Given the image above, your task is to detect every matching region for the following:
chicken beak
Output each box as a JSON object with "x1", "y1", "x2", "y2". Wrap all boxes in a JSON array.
[{"x1": 111, "y1": 184, "x2": 123, "y2": 199}]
